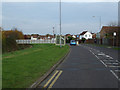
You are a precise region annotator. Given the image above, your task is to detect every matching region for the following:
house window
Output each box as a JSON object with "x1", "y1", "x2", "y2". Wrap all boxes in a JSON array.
[
  {"x1": 89, "y1": 35, "x2": 91, "y2": 37},
  {"x1": 85, "y1": 35, "x2": 87, "y2": 37}
]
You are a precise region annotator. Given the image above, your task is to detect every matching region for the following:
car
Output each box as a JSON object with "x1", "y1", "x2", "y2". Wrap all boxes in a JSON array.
[{"x1": 70, "y1": 40, "x2": 76, "y2": 45}]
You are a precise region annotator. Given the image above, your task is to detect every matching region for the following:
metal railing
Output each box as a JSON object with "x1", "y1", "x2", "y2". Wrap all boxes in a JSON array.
[{"x1": 16, "y1": 39, "x2": 56, "y2": 44}]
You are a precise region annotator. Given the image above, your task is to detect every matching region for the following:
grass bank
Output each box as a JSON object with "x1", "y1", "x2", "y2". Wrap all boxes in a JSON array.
[{"x1": 2, "y1": 44, "x2": 69, "y2": 88}]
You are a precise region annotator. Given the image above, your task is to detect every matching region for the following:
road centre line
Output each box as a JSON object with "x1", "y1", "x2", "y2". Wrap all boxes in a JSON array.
[
  {"x1": 43, "y1": 70, "x2": 59, "y2": 88},
  {"x1": 48, "y1": 70, "x2": 63, "y2": 88}
]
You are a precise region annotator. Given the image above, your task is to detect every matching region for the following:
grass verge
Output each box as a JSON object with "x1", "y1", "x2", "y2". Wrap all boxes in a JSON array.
[
  {"x1": 2, "y1": 44, "x2": 69, "y2": 88},
  {"x1": 86, "y1": 43, "x2": 120, "y2": 50}
]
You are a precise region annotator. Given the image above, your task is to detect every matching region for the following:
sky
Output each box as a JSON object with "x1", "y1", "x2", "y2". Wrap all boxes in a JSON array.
[
  {"x1": 2, "y1": 0, "x2": 119, "y2": 2},
  {"x1": 1, "y1": 1, "x2": 118, "y2": 35}
]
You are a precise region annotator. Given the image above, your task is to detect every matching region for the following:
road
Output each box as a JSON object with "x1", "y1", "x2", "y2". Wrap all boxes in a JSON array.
[{"x1": 37, "y1": 44, "x2": 120, "y2": 88}]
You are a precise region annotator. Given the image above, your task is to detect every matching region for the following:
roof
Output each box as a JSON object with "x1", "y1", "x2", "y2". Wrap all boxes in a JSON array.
[
  {"x1": 65, "y1": 34, "x2": 71, "y2": 36},
  {"x1": 100, "y1": 26, "x2": 120, "y2": 33},
  {"x1": 80, "y1": 31, "x2": 88, "y2": 35}
]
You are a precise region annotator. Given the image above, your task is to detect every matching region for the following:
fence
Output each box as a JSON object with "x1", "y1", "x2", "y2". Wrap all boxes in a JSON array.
[
  {"x1": 83, "y1": 38, "x2": 120, "y2": 47},
  {"x1": 96, "y1": 38, "x2": 120, "y2": 46},
  {"x1": 16, "y1": 39, "x2": 56, "y2": 44}
]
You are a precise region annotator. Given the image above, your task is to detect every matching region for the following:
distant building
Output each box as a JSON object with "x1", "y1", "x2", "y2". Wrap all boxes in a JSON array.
[
  {"x1": 24, "y1": 35, "x2": 31, "y2": 39},
  {"x1": 31, "y1": 36, "x2": 37, "y2": 40},
  {"x1": 72, "y1": 35, "x2": 76, "y2": 38},
  {"x1": 92, "y1": 33, "x2": 96, "y2": 39},
  {"x1": 79, "y1": 31, "x2": 92, "y2": 40},
  {"x1": 65, "y1": 34, "x2": 71, "y2": 38},
  {"x1": 96, "y1": 33, "x2": 100, "y2": 39},
  {"x1": 24, "y1": 34, "x2": 55, "y2": 40}
]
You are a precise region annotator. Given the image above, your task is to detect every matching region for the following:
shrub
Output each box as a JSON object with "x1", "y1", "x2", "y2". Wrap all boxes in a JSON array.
[{"x1": 2, "y1": 28, "x2": 24, "y2": 53}]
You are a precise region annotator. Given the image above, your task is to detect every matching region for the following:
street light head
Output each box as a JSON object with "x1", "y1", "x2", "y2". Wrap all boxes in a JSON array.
[{"x1": 113, "y1": 32, "x2": 116, "y2": 36}]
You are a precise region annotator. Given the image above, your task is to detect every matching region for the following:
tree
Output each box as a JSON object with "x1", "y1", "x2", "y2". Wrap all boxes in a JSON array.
[
  {"x1": 2, "y1": 28, "x2": 24, "y2": 53},
  {"x1": 81, "y1": 38, "x2": 86, "y2": 43},
  {"x1": 108, "y1": 21, "x2": 118, "y2": 26}
]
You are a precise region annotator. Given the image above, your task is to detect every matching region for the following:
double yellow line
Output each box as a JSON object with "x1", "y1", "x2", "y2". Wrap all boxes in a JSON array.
[{"x1": 43, "y1": 70, "x2": 63, "y2": 89}]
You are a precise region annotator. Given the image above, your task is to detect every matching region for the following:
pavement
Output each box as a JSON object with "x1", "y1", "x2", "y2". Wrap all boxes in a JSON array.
[{"x1": 37, "y1": 44, "x2": 120, "y2": 88}]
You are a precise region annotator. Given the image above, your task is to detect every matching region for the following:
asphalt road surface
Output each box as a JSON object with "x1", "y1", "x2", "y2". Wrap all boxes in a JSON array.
[{"x1": 38, "y1": 44, "x2": 120, "y2": 88}]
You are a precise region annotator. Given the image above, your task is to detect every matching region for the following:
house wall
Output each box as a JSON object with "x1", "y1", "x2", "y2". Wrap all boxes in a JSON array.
[
  {"x1": 31, "y1": 36, "x2": 37, "y2": 40},
  {"x1": 79, "y1": 35, "x2": 83, "y2": 39},
  {"x1": 82, "y1": 32, "x2": 92, "y2": 40}
]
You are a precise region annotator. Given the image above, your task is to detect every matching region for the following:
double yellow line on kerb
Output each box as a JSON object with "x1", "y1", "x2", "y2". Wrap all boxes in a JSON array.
[{"x1": 43, "y1": 70, "x2": 63, "y2": 89}]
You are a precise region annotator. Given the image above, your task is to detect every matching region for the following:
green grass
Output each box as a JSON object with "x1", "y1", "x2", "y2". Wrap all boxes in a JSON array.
[{"x1": 2, "y1": 44, "x2": 69, "y2": 88}]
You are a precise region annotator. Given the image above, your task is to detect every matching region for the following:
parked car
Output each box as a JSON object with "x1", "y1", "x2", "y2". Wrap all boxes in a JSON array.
[{"x1": 70, "y1": 40, "x2": 76, "y2": 45}]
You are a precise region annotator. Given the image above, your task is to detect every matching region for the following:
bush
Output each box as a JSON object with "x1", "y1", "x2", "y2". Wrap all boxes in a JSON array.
[{"x1": 2, "y1": 28, "x2": 25, "y2": 53}]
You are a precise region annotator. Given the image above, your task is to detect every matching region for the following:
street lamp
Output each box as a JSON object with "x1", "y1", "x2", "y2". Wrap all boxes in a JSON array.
[
  {"x1": 92, "y1": 16, "x2": 101, "y2": 31},
  {"x1": 59, "y1": 0, "x2": 62, "y2": 48},
  {"x1": 113, "y1": 32, "x2": 116, "y2": 47}
]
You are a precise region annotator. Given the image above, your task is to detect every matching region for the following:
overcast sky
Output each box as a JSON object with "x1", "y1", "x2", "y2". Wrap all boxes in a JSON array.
[
  {"x1": 2, "y1": 2, "x2": 118, "y2": 35},
  {"x1": 2, "y1": 0, "x2": 119, "y2": 2}
]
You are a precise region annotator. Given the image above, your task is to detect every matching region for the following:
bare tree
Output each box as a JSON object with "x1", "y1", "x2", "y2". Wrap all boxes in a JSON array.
[{"x1": 108, "y1": 21, "x2": 118, "y2": 26}]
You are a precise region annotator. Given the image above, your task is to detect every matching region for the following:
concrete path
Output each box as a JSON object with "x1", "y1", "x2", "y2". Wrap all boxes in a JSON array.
[{"x1": 38, "y1": 45, "x2": 119, "y2": 88}]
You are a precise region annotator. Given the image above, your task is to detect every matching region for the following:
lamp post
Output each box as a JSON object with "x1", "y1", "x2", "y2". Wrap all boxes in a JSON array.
[
  {"x1": 59, "y1": 0, "x2": 62, "y2": 48},
  {"x1": 113, "y1": 32, "x2": 116, "y2": 47},
  {"x1": 92, "y1": 16, "x2": 101, "y2": 31},
  {"x1": 53, "y1": 27, "x2": 55, "y2": 43}
]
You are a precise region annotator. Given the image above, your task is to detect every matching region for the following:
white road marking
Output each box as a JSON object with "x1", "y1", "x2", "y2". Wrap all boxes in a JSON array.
[
  {"x1": 114, "y1": 70, "x2": 120, "y2": 72},
  {"x1": 105, "y1": 55, "x2": 111, "y2": 57},
  {"x1": 108, "y1": 65, "x2": 120, "y2": 68},
  {"x1": 98, "y1": 53, "x2": 105, "y2": 56},
  {"x1": 110, "y1": 70, "x2": 119, "y2": 80},
  {"x1": 89, "y1": 50, "x2": 100, "y2": 59},
  {"x1": 89, "y1": 50, "x2": 107, "y2": 67},
  {"x1": 103, "y1": 60, "x2": 114, "y2": 62},
  {"x1": 87, "y1": 45, "x2": 120, "y2": 81},
  {"x1": 105, "y1": 63, "x2": 118, "y2": 65},
  {"x1": 100, "y1": 60, "x2": 107, "y2": 67}
]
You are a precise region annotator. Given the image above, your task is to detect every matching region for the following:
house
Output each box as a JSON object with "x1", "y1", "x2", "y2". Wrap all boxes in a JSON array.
[
  {"x1": 99, "y1": 26, "x2": 120, "y2": 46},
  {"x1": 65, "y1": 34, "x2": 72, "y2": 38},
  {"x1": 72, "y1": 35, "x2": 76, "y2": 38},
  {"x1": 100, "y1": 26, "x2": 120, "y2": 39},
  {"x1": 92, "y1": 33, "x2": 96, "y2": 39},
  {"x1": 31, "y1": 34, "x2": 39, "y2": 40},
  {"x1": 39, "y1": 34, "x2": 55, "y2": 40},
  {"x1": 79, "y1": 31, "x2": 92, "y2": 40},
  {"x1": 24, "y1": 35, "x2": 31, "y2": 39}
]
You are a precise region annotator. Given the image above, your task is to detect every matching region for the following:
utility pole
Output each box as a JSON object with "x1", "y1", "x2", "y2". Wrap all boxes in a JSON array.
[
  {"x1": 92, "y1": 16, "x2": 101, "y2": 31},
  {"x1": 59, "y1": 0, "x2": 62, "y2": 48},
  {"x1": 53, "y1": 27, "x2": 55, "y2": 43}
]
